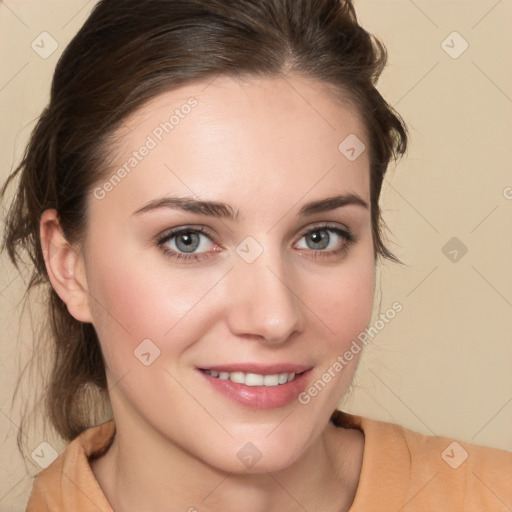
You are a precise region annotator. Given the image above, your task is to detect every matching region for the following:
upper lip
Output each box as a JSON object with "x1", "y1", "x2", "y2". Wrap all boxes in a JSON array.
[{"x1": 198, "y1": 363, "x2": 312, "y2": 375}]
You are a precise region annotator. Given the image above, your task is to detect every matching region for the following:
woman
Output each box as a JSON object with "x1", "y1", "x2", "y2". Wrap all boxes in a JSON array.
[{"x1": 1, "y1": 0, "x2": 511, "y2": 510}]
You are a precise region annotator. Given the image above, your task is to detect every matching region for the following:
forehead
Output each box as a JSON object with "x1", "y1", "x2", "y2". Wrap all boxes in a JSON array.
[{"x1": 93, "y1": 73, "x2": 370, "y2": 221}]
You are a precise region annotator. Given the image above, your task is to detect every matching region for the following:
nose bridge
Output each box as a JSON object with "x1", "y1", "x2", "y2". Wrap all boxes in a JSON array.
[{"x1": 227, "y1": 239, "x2": 303, "y2": 343}]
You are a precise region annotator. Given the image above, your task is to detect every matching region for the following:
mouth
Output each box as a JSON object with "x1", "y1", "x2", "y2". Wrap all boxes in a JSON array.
[
  {"x1": 199, "y1": 368, "x2": 306, "y2": 387},
  {"x1": 197, "y1": 365, "x2": 313, "y2": 409}
]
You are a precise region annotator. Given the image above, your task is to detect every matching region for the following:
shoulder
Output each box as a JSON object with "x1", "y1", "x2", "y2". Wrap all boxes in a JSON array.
[
  {"x1": 25, "y1": 420, "x2": 115, "y2": 512},
  {"x1": 331, "y1": 410, "x2": 512, "y2": 510}
]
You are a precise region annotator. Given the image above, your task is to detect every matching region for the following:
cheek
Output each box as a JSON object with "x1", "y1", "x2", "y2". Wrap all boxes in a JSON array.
[
  {"x1": 308, "y1": 254, "x2": 375, "y2": 351},
  {"x1": 85, "y1": 241, "x2": 223, "y2": 363}
]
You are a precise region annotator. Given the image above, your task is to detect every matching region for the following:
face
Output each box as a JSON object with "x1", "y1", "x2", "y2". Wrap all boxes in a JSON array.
[{"x1": 78, "y1": 73, "x2": 375, "y2": 472}]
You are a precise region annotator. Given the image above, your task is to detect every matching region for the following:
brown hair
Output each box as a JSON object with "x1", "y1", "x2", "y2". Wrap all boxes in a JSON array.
[{"x1": 1, "y1": 0, "x2": 407, "y2": 451}]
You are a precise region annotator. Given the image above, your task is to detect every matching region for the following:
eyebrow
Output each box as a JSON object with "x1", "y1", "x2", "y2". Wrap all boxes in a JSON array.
[{"x1": 132, "y1": 193, "x2": 369, "y2": 220}]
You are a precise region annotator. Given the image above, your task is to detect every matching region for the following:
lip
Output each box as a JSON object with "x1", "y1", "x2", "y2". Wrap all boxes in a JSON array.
[
  {"x1": 197, "y1": 363, "x2": 312, "y2": 375},
  {"x1": 197, "y1": 366, "x2": 313, "y2": 410}
]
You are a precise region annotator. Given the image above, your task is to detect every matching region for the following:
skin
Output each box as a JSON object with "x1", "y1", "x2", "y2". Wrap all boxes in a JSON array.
[{"x1": 40, "y1": 73, "x2": 375, "y2": 512}]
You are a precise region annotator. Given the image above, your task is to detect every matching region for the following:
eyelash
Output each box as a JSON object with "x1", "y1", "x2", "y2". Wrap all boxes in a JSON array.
[{"x1": 156, "y1": 223, "x2": 357, "y2": 263}]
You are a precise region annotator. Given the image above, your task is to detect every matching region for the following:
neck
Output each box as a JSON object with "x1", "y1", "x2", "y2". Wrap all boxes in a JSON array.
[{"x1": 91, "y1": 414, "x2": 363, "y2": 512}]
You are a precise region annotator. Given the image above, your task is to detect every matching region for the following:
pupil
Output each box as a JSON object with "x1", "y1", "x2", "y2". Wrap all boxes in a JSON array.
[
  {"x1": 309, "y1": 230, "x2": 328, "y2": 250},
  {"x1": 176, "y1": 232, "x2": 198, "y2": 252}
]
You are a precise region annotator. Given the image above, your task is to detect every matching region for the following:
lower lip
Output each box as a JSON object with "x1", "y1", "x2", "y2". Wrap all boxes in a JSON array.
[{"x1": 198, "y1": 369, "x2": 312, "y2": 409}]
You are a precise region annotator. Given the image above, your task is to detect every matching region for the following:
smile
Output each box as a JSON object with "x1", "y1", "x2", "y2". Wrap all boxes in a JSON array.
[
  {"x1": 200, "y1": 369, "x2": 300, "y2": 386},
  {"x1": 198, "y1": 367, "x2": 313, "y2": 409}
]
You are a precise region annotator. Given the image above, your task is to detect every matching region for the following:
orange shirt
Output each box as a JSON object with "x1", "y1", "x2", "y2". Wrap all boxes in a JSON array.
[{"x1": 25, "y1": 410, "x2": 512, "y2": 511}]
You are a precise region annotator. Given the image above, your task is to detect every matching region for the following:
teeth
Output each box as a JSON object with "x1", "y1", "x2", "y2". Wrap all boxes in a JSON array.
[
  {"x1": 203, "y1": 370, "x2": 299, "y2": 386},
  {"x1": 263, "y1": 374, "x2": 279, "y2": 386},
  {"x1": 245, "y1": 373, "x2": 263, "y2": 386},
  {"x1": 278, "y1": 373, "x2": 288, "y2": 384},
  {"x1": 230, "y1": 372, "x2": 245, "y2": 384}
]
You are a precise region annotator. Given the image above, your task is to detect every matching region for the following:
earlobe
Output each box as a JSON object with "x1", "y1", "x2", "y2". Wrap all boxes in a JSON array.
[{"x1": 40, "y1": 209, "x2": 94, "y2": 323}]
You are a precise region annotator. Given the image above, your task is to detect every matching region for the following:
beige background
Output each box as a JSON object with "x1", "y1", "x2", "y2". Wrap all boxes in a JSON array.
[{"x1": 1, "y1": 0, "x2": 511, "y2": 510}]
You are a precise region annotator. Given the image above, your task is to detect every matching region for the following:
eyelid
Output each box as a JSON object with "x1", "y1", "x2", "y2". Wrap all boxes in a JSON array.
[
  {"x1": 294, "y1": 222, "x2": 356, "y2": 249},
  {"x1": 157, "y1": 221, "x2": 351, "y2": 245},
  {"x1": 156, "y1": 224, "x2": 220, "y2": 246},
  {"x1": 297, "y1": 221, "x2": 351, "y2": 236}
]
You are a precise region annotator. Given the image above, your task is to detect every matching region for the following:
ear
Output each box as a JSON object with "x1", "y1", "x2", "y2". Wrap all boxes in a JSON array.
[{"x1": 40, "y1": 209, "x2": 93, "y2": 323}]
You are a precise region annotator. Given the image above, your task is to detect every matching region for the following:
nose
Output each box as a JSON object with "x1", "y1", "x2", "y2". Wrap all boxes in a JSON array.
[{"x1": 225, "y1": 247, "x2": 304, "y2": 345}]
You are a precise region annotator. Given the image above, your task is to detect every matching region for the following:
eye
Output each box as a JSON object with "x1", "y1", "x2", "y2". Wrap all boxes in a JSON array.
[
  {"x1": 157, "y1": 226, "x2": 219, "y2": 263},
  {"x1": 294, "y1": 224, "x2": 356, "y2": 259},
  {"x1": 156, "y1": 223, "x2": 357, "y2": 263}
]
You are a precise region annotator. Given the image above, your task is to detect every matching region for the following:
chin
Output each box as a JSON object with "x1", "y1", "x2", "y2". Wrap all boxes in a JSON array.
[
  {"x1": 198, "y1": 436, "x2": 308, "y2": 475},
  {"x1": 214, "y1": 453, "x2": 299, "y2": 475}
]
